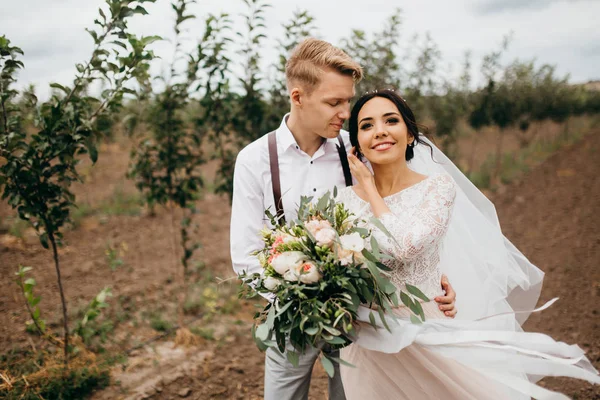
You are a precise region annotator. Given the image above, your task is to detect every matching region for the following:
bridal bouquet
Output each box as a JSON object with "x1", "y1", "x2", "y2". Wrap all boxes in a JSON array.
[{"x1": 239, "y1": 189, "x2": 429, "y2": 376}]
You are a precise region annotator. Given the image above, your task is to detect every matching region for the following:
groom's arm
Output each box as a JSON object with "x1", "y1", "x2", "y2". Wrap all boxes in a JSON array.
[
  {"x1": 230, "y1": 148, "x2": 266, "y2": 279},
  {"x1": 435, "y1": 275, "x2": 457, "y2": 318}
]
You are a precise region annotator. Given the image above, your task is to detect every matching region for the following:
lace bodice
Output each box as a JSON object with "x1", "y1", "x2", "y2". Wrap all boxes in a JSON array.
[{"x1": 337, "y1": 173, "x2": 457, "y2": 299}]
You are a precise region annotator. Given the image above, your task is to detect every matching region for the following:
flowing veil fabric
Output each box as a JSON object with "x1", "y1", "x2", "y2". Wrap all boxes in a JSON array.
[{"x1": 408, "y1": 136, "x2": 544, "y2": 325}]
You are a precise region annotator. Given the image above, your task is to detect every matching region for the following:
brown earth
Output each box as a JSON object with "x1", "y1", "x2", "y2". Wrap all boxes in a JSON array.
[{"x1": 1, "y1": 128, "x2": 599, "y2": 399}]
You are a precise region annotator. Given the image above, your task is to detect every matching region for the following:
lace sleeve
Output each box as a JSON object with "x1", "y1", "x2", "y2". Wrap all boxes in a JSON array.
[{"x1": 374, "y1": 174, "x2": 456, "y2": 261}]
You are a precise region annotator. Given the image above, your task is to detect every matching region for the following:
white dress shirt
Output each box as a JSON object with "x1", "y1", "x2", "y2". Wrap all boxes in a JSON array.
[{"x1": 230, "y1": 114, "x2": 354, "y2": 278}]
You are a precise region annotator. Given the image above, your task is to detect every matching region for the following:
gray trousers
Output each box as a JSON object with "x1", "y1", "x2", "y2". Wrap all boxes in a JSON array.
[{"x1": 264, "y1": 345, "x2": 346, "y2": 400}]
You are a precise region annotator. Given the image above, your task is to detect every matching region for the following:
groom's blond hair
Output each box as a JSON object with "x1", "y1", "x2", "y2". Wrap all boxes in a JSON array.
[{"x1": 285, "y1": 38, "x2": 363, "y2": 94}]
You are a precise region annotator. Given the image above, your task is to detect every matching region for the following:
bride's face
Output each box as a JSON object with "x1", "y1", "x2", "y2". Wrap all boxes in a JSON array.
[{"x1": 356, "y1": 97, "x2": 414, "y2": 166}]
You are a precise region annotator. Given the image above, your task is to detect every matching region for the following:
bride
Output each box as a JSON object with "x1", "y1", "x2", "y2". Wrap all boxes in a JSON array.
[{"x1": 336, "y1": 89, "x2": 599, "y2": 399}]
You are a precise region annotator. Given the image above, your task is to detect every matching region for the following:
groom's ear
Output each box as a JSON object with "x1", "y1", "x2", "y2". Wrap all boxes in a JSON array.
[{"x1": 290, "y1": 86, "x2": 303, "y2": 107}]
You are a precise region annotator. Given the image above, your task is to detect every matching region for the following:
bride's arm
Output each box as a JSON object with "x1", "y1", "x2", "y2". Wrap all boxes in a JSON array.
[{"x1": 375, "y1": 175, "x2": 456, "y2": 261}]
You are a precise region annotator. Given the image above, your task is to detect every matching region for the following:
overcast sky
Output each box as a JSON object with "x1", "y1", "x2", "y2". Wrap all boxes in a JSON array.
[{"x1": 2, "y1": 0, "x2": 599, "y2": 100}]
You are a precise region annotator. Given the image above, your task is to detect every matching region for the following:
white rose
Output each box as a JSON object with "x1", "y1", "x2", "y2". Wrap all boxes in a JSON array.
[
  {"x1": 283, "y1": 269, "x2": 299, "y2": 282},
  {"x1": 297, "y1": 261, "x2": 321, "y2": 284},
  {"x1": 337, "y1": 247, "x2": 354, "y2": 266},
  {"x1": 271, "y1": 251, "x2": 306, "y2": 275},
  {"x1": 305, "y1": 219, "x2": 333, "y2": 237},
  {"x1": 263, "y1": 276, "x2": 282, "y2": 291},
  {"x1": 304, "y1": 219, "x2": 322, "y2": 237},
  {"x1": 315, "y1": 227, "x2": 336, "y2": 247},
  {"x1": 318, "y1": 219, "x2": 332, "y2": 230},
  {"x1": 340, "y1": 232, "x2": 365, "y2": 253}
]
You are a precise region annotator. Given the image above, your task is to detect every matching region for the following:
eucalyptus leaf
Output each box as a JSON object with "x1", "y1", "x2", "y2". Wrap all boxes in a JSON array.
[
  {"x1": 320, "y1": 355, "x2": 335, "y2": 378},
  {"x1": 405, "y1": 284, "x2": 430, "y2": 302}
]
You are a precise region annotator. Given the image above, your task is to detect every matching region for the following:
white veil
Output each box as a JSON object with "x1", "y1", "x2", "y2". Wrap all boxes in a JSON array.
[{"x1": 407, "y1": 136, "x2": 544, "y2": 326}]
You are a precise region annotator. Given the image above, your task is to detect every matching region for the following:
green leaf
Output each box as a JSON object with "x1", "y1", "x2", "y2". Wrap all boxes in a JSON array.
[
  {"x1": 377, "y1": 307, "x2": 391, "y2": 332},
  {"x1": 368, "y1": 311, "x2": 377, "y2": 330},
  {"x1": 382, "y1": 281, "x2": 396, "y2": 295},
  {"x1": 410, "y1": 314, "x2": 423, "y2": 325},
  {"x1": 286, "y1": 351, "x2": 299, "y2": 367},
  {"x1": 251, "y1": 325, "x2": 268, "y2": 351},
  {"x1": 24, "y1": 278, "x2": 36, "y2": 286},
  {"x1": 316, "y1": 192, "x2": 329, "y2": 211},
  {"x1": 255, "y1": 323, "x2": 269, "y2": 341},
  {"x1": 49, "y1": 83, "x2": 70, "y2": 95},
  {"x1": 322, "y1": 325, "x2": 341, "y2": 336},
  {"x1": 266, "y1": 305, "x2": 276, "y2": 329},
  {"x1": 324, "y1": 336, "x2": 346, "y2": 345},
  {"x1": 405, "y1": 284, "x2": 430, "y2": 302},
  {"x1": 304, "y1": 327, "x2": 319, "y2": 335},
  {"x1": 369, "y1": 217, "x2": 399, "y2": 246},
  {"x1": 413, "y1": 298, "x2": 425, "y2": 321},
  {"x1": 39, "y1": 233, "x2": 49, "y2": 249},
  {"x1": 320, "y1": 355, "x2": 335, "y2": 378},
  {"x1": 400, "y1": 291, "x2": 414, "y2": 309},
  {"x1": 329, "y1": 356, "x2": 356, "y2": 368},
  {"x1": 370, "y1": 235, "x2": 380, "y2": 255},
  {"x1": 18, "y1": 266, "x2": 32, "y2": 275},
  {"x1": 274, "y1": 301, "x2": 292, "y2": 318}
]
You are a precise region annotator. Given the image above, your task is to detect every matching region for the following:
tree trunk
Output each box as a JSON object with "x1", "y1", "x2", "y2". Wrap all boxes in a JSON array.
[
  {"x1": 169, "y1": 206, "x2": 185, "y2": 329},
  {"x1": 48, "y1": 230, "x2": 69, "y2": 367}
]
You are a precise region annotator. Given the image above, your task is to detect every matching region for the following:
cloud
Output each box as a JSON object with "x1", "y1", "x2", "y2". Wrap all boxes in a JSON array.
[{"x1": 472, "y1": 0, "x2": 586, "y2": 15}]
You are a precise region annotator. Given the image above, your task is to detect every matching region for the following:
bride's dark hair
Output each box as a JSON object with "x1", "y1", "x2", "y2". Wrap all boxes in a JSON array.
[{"x1": 348, "y1": 89, "x2": 432, "y2": 161}]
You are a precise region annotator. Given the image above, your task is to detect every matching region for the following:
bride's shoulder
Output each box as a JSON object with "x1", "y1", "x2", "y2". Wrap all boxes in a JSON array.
[{"x1": 425, "y1": 173, "x2": 457, "y2": 197}]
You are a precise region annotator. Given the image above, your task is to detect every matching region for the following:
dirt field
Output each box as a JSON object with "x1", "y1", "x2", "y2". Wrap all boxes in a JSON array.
[{"x1": 1, "y1": 127, "x2": 599, "y2": 399}]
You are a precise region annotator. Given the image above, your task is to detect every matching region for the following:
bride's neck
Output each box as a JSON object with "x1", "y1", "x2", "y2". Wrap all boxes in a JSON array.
[{"x1": 371, "y1": 161, "x2": 415, "y2": 197}]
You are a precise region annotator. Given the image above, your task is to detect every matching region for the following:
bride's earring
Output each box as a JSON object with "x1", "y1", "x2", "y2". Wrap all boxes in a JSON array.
[{"x1": 405, "y1": 141, "x2": 415, "y2": 160}]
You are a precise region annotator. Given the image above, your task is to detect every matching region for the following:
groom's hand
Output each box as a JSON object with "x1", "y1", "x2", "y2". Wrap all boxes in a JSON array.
[{"x1": 435, "y1": 274, "x2": 457, "y2": 318}]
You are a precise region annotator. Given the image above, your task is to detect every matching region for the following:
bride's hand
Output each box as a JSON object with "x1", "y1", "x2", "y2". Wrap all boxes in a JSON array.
[{"x1": 348, "y1": 147, "x2": 375, "y2": 190}]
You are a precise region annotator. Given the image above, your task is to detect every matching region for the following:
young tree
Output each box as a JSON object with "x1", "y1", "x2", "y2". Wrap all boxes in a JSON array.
[
  {"x1": 214, "y1": 0, "x2": 270, "y2": 201},
  {"x1": 0, "y1": 0, "x2": 158, "y2": 365},
  {"x1": 342, "y1": 9, "x2": 403, "y2": 96},
  {"x1": 128, "y1": 0, "x2": 206, "y2": 344}
]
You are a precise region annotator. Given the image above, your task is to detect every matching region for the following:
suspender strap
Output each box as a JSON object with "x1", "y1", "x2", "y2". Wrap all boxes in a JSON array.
[
  {"x1": 268, "y1": 131, "x2": 285, "y2": 224},
  {"x1": 336, "y1": 136, "x2": 353, "y2": 187}
]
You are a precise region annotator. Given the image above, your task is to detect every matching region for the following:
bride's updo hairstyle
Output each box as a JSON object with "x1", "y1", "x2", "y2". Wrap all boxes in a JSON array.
[{"x1": 348, "y1": 89, "x2": 432, "y2": 161}]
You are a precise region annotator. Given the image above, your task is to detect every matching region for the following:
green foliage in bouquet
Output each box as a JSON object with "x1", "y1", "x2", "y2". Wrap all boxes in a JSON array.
[{"x1": 240, "y1": 188, "x2": 429, "y2": 376}]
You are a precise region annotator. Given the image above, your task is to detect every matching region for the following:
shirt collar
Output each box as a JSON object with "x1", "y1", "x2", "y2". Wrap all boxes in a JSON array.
[{"x1": 276, "y1": 113, "x2": 341, "y2": 152}]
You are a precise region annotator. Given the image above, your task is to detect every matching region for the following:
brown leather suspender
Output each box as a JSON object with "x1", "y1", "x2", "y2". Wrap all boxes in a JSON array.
[
  {"x1": 268, "y1": 131, "x2": 285, "y2": 223},
  {"x1": 268, "y1": 131, "x2": 352, "y2": 225},
  {"x1": 336, "y1": 135, "x2": 353, "y2": 187}
]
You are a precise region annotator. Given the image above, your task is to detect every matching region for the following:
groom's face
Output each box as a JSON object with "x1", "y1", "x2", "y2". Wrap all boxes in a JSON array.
[{"x1": 298, "y1": 68, "x2": 355, "y2": 139}]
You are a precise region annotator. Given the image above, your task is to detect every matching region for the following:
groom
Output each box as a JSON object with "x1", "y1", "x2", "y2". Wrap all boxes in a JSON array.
[{"x1": 230, "y1": 38, "x2": 457, "y2": 399}]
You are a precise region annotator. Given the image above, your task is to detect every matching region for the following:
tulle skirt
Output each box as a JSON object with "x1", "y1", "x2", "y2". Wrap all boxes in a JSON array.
[{"x1": 340, "y1": 302, "x2": 599, "y2": 400}]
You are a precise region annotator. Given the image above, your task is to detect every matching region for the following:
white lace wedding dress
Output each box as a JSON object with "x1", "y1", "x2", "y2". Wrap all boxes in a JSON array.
[{"x1": 337, "y1": 173, "x2": 599, "y2": 400}]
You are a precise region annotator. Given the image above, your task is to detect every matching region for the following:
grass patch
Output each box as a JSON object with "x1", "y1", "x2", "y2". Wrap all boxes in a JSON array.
[
  {"x1": 99, "y1": 187, "x2": 143, "y2": 216},
  {"x1": 468, "y1": 120, "x2": 592, "y2": 190},
  {"x1": 190, "y1": 326, "x2": 215, "y2": 340},
  {"x1": 70, "y1": 186, "x2": 143, "y2": 228},
  {"x1": 148, "y1": 311, "x2": 173, "y2": 332},
  {"x1": 6, "y1": 217, "x2": 30, "y2": 238},
  {"x1": 0, "y1": 347, "x2": 111, "y2": 400}
]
